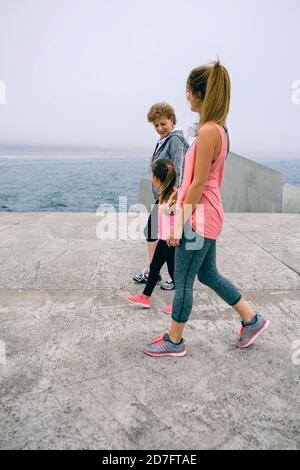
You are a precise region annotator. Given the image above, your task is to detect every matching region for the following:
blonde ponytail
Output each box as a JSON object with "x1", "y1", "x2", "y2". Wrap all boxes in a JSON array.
[{"x1": 187, "y1": 60, "x2": 231, "y2": 127}]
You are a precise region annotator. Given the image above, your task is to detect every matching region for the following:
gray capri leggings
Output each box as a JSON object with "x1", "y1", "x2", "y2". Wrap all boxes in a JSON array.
[{"x1": 172, "y1": 225, "x2": 242, "y2": 324}]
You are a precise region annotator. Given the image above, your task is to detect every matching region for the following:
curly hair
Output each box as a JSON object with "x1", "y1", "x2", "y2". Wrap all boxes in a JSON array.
[{"x1": 147, "y1": 102, "x2": 177, "y2": 125}]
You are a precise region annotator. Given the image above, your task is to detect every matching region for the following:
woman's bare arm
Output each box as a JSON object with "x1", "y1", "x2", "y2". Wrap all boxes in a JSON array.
[{"x1": 172, "y1": 125, "x2": 219, "y2": 239}]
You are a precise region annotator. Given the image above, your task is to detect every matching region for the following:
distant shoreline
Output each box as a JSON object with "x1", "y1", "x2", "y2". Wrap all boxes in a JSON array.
[
  {"x1": 1, "y1": 154, "x2": 299, "y2": 166},
  {"x1": 0, "y1": 147, "x2": 299, "y2": 164},
  {"x1": 0, "y1": 147, "x2": 153, "y2": 158},
  {"x1": 0, "y1": 154, "x2": 150, "y2": 159}
]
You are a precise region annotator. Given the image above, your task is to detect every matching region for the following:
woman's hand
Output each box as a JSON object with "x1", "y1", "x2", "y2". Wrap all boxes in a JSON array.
[
  {"x1": 162, "y1": 189, "x2": 178, "y2": 216},
  {"x1": 167, "y1": 189, "x2": 178, "y2": 208},
  {"x1": 167, "y1": 237, "x2": 181, "y2": 247}
]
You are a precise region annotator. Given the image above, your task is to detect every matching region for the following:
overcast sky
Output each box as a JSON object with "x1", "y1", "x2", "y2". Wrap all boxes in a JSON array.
[{"x1": 0, "y1": 0, "x2": 299, "y2": 161}]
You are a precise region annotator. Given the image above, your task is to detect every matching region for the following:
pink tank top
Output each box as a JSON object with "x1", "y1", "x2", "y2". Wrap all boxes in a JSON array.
[
  {"x1": 177, "y1": 122, "x2": 227, "y2": 240},
  {"x1": 158, "y1": 203, "x2": 175, "y2": 241}
]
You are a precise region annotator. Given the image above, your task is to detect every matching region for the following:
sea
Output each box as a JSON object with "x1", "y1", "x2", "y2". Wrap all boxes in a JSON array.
[
  {"x1": 0, "y1": 156, "x2": 150, "y2": 212},
  {"x1": 0, "y1": 155, "x2": 299, "y2": 212}
]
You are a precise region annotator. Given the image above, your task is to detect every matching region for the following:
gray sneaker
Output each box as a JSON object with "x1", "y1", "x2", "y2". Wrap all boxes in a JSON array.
[
  {"x1": 143, "y1": 333, "x2": 187, "y2": 357},
  {"x1": 133, "y1": 267, "x2": 149, "y2": 284},
  {"x1": 160, "y1": 280, "x2": 175, "y2": 291},
  {"x1": 235, "y1": 314, "x2": 270, "y2": 349},
  {"x1": 133, "y1": 268, "x2": 162, "y2": 285}
]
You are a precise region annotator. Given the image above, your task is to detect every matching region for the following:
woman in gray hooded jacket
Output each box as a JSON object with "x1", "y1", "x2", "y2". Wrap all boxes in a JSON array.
[{"x1": 133, "y1": 102, "x2": 189, "y2": 288}]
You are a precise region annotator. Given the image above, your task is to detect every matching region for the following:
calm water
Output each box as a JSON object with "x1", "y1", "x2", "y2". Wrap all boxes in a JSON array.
[
  {"x1": 263, "y1": 159, "x2": 300, "y2": 188},
  {"x1": 0, "y1": 156, "x2": 299, "y2": 212},
  {"x1": 0, "y1": 156, "x2": 150, "y2": 212}
]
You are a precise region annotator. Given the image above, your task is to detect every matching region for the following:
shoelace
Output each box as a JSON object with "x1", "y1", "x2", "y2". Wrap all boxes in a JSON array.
[
  {"x1": 140, "y1": 294, "x2": 149, "y2": 301},
  {"x1": 238, "y1": 327, "x2": 245, "y2": 340},
  {"x1": 151, "y1": 333, "x2": 165, "y2": 345}
]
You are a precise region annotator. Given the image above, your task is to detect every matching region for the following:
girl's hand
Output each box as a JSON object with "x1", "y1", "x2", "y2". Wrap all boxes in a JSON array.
[{"x1": 167, "y1": 227, "x2": 182, "y2": 247}]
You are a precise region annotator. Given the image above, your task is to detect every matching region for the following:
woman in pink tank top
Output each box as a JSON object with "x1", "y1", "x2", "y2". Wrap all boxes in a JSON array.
[
  {"x1": 143, "y1": 61, "x2": 270, "y2": 357},
  {"x1": 177, "y1": 121, "x2": 226, "y2": 240}
]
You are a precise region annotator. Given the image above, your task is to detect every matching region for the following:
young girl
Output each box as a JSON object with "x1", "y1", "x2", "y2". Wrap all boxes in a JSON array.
[
  {"x1": 143, "y1": 61, "x2": 270, "y2": 357},
  {"x1": 127, "y1": 159, "x2": 177, "y2": 309}
]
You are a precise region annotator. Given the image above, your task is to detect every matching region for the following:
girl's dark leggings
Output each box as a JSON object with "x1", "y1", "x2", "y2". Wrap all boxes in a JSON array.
[
  {"x1": 143, "y1": 240, "x2": 175, "y2": 297},
  {"x1": 172, "y1": 225, "x2": 242, "y2": 324}
]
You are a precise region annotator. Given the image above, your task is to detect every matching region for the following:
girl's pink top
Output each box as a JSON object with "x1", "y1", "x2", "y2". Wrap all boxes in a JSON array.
[
  {"x1": 177, "y1": 123, "x2": 227, "y2": 240},
  {"x1": 158, "y1": 203, "x2": 175, "y2": 241}
]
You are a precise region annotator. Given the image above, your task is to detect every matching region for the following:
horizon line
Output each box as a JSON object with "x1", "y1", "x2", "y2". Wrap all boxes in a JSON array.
[{"x1": 0, "y1": 145, "x2": 299, "y2": 163}]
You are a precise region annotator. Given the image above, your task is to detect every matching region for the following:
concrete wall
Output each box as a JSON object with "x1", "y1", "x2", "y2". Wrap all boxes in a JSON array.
[
  {"x1": 137, "y1": 152, "x2": 285, "y2": 213},
  {"x1": 282, "y1": 183, "x2": 300, "y2": 213},
  {"x1": 137, "y1": 179, "x2": 154, "y2": 212},
  {"x1": 221, "y1": 152, "x2": 283, "y2": 213}
]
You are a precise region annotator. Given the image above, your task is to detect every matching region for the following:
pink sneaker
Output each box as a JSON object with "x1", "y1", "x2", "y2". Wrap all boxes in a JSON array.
[
  {"x1": 163, "y1": 304, "x2": 172, "y2": 315},
  {"x1": 127, "y1": 293, "x2": 151, "y2": 308}
]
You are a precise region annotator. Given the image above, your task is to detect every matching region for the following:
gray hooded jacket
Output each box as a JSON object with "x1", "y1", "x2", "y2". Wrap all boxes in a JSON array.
[{"x1": 150, "y1": 129, "x2": 189, "y2": 200}]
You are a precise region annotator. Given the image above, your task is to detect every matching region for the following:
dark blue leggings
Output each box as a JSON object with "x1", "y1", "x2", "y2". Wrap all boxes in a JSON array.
[{"x1": 172, "y1": 226, "x2": 242, "y2": 324}]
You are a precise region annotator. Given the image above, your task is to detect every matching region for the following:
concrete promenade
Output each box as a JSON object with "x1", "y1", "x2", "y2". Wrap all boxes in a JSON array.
[{"x1": 0, "y1": 212, "x2": 299, "y2": 450}]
